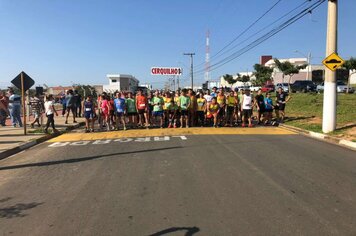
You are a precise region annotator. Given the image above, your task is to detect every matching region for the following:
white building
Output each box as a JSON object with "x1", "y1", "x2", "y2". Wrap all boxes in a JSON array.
[
  {"x1": 103, "y1": 74, "x2": 139, "y2": 93},
  {"x1": 219, "y1": 72, "x2": 254, "y2": 89},
  {"x1": 350, "y1": 70, "x2": 356, "y2": 84},
  {"x1": 265, "y1": 58, "x2": 324, "y2": 84}
]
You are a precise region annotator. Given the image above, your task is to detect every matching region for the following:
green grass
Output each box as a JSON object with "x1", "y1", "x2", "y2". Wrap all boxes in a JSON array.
[{"x1": 278, "y1": 93, "x2": 356, "y2": 135}]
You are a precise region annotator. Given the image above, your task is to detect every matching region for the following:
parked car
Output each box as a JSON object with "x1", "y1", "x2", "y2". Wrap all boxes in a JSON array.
[
  {"x1": 290, "y1": 80, "x2": 316, "y2": 93},
  {"x1": 316, "y1": 82, "x2": 355, "y2": 93},
  {"x1": 237, "y1": 85, "x2": 250, "y2": 91},
  {"x1": 336, "y1": 81, "x2": 355, "y2": 93},
  {"x1": 275, "y1": 83, "x2": 289, "y2": 92},
  {"x1": 316, "y1": 83, "x2": 324, "y2": 93},
  {"x1": 250, "y1": 86, "x2": 262, "y2": 92},
  {"x1": 261, "y1": 84, "x2": 275, "y2": 93}
]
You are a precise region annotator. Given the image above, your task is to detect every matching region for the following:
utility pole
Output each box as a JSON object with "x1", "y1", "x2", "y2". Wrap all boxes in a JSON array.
[
  {"x1": 322, "y1": 0, "x2": 338, "y2": 133},
  {"x1": 183, "y1": 53, "x2": 195, "y2": 90}
]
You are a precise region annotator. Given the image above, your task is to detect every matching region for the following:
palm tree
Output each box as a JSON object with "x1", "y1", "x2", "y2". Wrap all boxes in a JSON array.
[{"x1": 274, "y1": 59, "x2": 307, "y2": 92}]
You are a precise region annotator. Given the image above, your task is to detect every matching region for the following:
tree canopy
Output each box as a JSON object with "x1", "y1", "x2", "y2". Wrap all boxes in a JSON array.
[
  {"x1": 252, "y1": 64, "x2": 273, "y2": 86},
  {"x1": 223, "y1": 74, "x2": 238, "y2": 87}
]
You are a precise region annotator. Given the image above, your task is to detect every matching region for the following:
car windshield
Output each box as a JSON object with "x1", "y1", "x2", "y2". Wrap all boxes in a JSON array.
[{"x1": 337, "y1": 82, "x2": 346, "y2": 85}]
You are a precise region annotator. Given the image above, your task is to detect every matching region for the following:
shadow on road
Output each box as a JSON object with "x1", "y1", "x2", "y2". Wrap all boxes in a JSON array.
[
  {"x1": 0, "y1": 202, "x2": 43, "y2": 219},
  {"x1": 148, "y1": 227, "x2": 200, "y2": 236},
  {"x1": 0, "y1": 146, "x2": 182, "y2": 171}
]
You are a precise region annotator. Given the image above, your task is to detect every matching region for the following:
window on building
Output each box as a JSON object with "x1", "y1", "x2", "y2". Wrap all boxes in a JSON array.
[{"x1": 112, "y1": 79, "x2": 117, "y2": 83}]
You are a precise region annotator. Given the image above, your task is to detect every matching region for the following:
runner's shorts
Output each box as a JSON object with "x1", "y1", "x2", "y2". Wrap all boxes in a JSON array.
[
  {"x1": 84, "y1": 112, "x2": 95, "y2": 119},
  {"x1": 138, "y1": 109, "x2": 146, "y2": 115},
  {"x1": 277, "y1": 103, "x2": 285, "y2": 111},
  {"x1": 153, "y1": 111, "x2": 164, "y2": 117},
  {"x1": 243, "y1": 109, "x2": 252, "y2": 118},
  {"x1": 227, "y1": 106, "x2": 234, "y2": 116},
  {"x1": 180, "y1": 110, "x2": 188, "y2": 116}
]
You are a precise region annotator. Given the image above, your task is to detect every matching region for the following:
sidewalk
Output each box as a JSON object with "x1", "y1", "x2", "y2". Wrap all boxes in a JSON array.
[{"x1": 0, "y1": 115, "x2": 85, "y2": 160}]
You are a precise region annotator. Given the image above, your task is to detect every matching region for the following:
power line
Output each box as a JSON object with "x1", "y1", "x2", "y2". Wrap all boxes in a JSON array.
[
  {"x1": 194, "y1": 0, "x2": 285, "y2": 69},
  {"x1": 192, "y1": 0, "x2": 326, "y2": 76}
]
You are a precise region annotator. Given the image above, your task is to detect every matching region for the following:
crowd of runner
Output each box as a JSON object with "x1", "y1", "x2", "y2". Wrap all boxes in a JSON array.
[{"x1": 79, "y1": 87, "x2": 290, "y2": 133}]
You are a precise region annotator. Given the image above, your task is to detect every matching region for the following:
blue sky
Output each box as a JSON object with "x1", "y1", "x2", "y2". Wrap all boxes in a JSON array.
[{"x1": 0, "y1": 0, "x2": 355, "y2": 89}]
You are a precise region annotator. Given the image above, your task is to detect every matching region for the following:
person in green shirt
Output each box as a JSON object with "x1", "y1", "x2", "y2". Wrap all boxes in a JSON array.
[
  {"x1": 178, "y1": 89, "x2": 191, "y2": 128},
  {"x1": 168, "y1": 100, "x2": 178, "y2": 128},
  {"x1": 126, "y1": 92, "x2": 137, "y2": 129},
  {"x1": 152, "y1": 90, "x2": 164, "y2": 128}
]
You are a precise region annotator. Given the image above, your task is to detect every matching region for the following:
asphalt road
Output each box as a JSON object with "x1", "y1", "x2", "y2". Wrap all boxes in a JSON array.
[{"x1": 0, "y1": 129, "x2": 355, "y2": 236}]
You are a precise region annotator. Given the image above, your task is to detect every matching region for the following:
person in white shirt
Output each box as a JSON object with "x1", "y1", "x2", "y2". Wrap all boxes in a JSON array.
[
  {"x1": 240, "y1": 89, "x2": 254, "y2": 127},
  {"x1": 44, "y1": 94, "x2": 58, "y2": 133}
]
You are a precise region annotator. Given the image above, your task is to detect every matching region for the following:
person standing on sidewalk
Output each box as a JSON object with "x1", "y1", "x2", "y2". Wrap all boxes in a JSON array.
[
  {"x1": 0, "y1": 91, "x2": 9, "y2": 126},
  {"x1": 65, "y1": 90, "x2": 77, "y2": 124},
  {"x1": 60, "y1": 93, "x2": 67, "y2": 117},
  {"x1": 29, "y1": 94, "x2": 44, "y2": 128},
  {"x1": 7, "y1": 88, "x2": 23, "y2": 128},
  {"x1": 74, "y1": 90, "x2": 82, "y2": 117},
  {"x1": 44, "y1": 94, "x2": 58, "y2": 133}
]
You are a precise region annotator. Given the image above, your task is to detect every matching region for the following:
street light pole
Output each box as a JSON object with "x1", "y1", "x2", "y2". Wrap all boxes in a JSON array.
[
  {"x1": 307, "y1": 52, "x2": 312, "y2": 80},
  {"x1": 183, "y1": 53, "x2": 195, "y2": 90},
  {"x1": 295, "y1": 50, "x2": 312, "y2": 80},
  {"x1": 322, "y1": 0, "x2": 338, "y2": 133}
]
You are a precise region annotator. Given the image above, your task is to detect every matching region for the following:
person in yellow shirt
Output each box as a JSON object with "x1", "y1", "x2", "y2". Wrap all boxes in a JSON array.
[
  {"x1": 196, "y1": 92, "x2": 206, "y2": 127},
  {"x1": 216, "y1": 89, "x2": 226, "y2": 126},
  {"x1": 163, "y1": 92, "x2": 173, "y2": 127},
  {"x1": 226, "y1": 90, "x2": 237, "y2": 127},
  {"x1": 207, "y1": 97, "x2": 219, "y2": 128},
  {"x1": 188, "y1": 89, "x2": 197, "y2": 127}
]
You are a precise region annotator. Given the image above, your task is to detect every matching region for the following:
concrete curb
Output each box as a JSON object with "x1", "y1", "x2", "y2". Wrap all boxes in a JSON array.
[
  {"x1": 280, "y1": 124, "x2": 356, "y2": 151},
  {"x1": 0, "y1": 122, "x2": 85, "y2": 160}
]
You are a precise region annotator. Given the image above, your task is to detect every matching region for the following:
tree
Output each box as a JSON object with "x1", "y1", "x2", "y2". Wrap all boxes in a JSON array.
[
  {"x1": 274, "y1": 59, "x2": 307, "y2": 92},
  {"x1": 252, "y1": 64, "x2": 273, "y2": 86},
  {"x1": 239, "y1": 75, "x2": 250, "y2": 86},
  {"x1": 343, "y1": 57, "x2": 356, "y2": 93},
  {"x1": 223, "y1": 74, "x2": 238, "y2": 88},
  {"x1": 73, "y1": 84, "x2": 98, "y2": 99}
]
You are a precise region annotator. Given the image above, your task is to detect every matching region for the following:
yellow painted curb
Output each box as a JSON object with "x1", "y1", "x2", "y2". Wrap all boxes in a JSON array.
[{"x1": 48, "y1": 127, "x2": 296, "y2": 142}]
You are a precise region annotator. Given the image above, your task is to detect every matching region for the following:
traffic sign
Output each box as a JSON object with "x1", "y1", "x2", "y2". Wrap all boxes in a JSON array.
[
  {"x1": 151, "y1": 67, "x2": 182, "y2": 76},
  {"x1": 11, "y1": 71, "x2": 35, "y2": 91},
  {"x1": 322, "y1": 53, "x2": 345, "y2": 71}
]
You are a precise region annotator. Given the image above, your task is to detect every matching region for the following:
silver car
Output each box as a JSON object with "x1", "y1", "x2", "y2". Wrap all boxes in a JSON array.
[{"x1": 275, "y1": 83, "x2": 289, "y2": 92}]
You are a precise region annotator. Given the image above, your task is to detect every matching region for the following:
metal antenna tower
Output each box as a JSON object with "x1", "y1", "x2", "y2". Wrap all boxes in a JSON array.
[{"x1": 205, "y1": 30, "x2": 211, "y2": 82}]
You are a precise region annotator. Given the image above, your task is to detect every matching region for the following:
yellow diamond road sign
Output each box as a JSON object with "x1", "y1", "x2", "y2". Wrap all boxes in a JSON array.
[{"x1": 322, "y1": 53, "x2": 345, "y2": 71}]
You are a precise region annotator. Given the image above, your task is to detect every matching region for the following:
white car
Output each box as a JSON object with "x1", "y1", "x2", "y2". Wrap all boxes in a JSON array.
[
  {"x1": 336, "y1": 81, "x2": 355, "y2": 93},
  {"x1": 250, "y1": 86, "x2": 261, "y2": 92},
  {"x1": 317, "y1": 82, "x2": 355, "y2": 93},
  {"x1": 275, "y1": 83, "x2": 289, "y2": 92}
]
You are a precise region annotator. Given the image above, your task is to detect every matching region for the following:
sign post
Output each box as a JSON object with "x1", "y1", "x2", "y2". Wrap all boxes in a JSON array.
[
  {"x1": 11, "y1": 71, "x2": 35, "y2": 135},
  {"x1": 20, "y1": 72, "x2": 27, "y2": 135}
]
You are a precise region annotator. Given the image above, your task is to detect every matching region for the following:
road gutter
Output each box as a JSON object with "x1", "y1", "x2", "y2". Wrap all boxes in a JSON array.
[
  {"x1": 0, "y1": 122, "x2": 85, "y2": 160},
  {"x1": 280, "y1": 124, "x2": 356, "y2": 151}
]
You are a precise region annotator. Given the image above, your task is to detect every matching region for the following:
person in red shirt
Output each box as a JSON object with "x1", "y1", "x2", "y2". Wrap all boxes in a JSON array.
[{"x1": 136, "y1": 89, "x2": 149, "y2": 128}]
